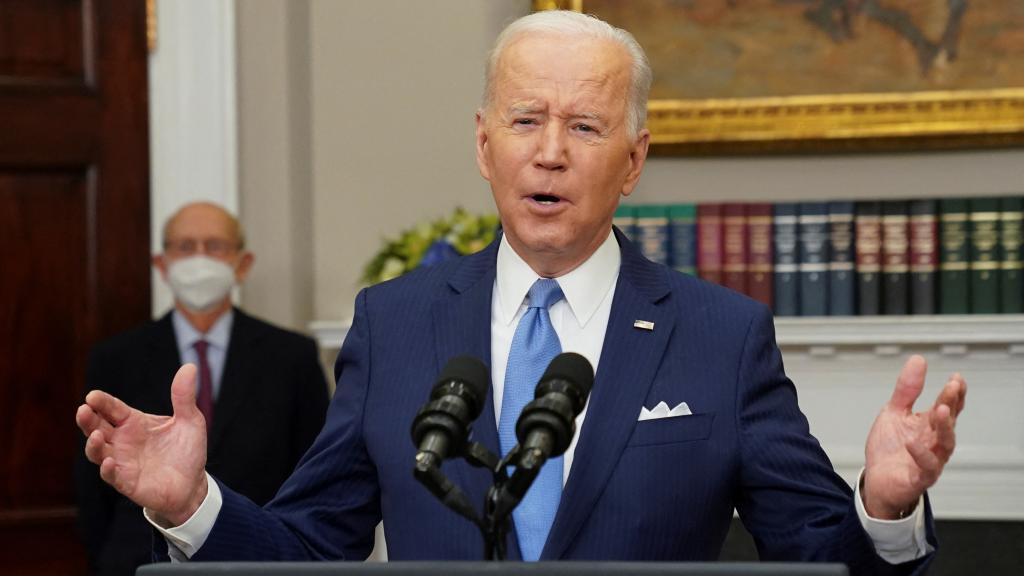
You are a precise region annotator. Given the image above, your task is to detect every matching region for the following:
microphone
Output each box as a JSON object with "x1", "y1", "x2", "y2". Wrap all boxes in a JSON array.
[
  {"x1": 411, "y1": 355, "x2": 490, "y2": 470},
  {"x1": 515, "y1": 351, "x2": 594, "y2": 467},
  {"x1": 411, "y1": 356, "x2": 490, "y2": 527},
  {"x1": 490, "y1": 352, "x2": 594, "y2": 522}
]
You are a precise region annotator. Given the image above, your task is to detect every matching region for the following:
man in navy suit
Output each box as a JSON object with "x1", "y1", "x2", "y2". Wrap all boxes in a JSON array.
[{"x1": 76, "y1": 10, "x2": 966, "y2": 574}]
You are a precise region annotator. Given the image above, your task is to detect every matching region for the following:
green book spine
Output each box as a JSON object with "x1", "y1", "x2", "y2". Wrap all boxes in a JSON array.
[
  {"x1": 939, "y1": 199, "x2": 970, "y2": 314},
  {"x1": 969, "y1": 197, "x2": 1001, "y2": 314},
  {"x1": 668, "y1": 203, "x2": 697, "y2": 276},
  {"x1": 1001, "y1": 197, "x2": 1024, "y2": 314}
]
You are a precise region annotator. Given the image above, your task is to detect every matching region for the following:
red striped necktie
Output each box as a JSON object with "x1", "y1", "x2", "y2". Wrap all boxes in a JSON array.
[{"x1": 193, "y1": 340, "x2": 215, "y2": 431}]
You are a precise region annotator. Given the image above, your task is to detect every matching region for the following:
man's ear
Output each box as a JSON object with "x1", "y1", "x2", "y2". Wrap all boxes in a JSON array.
[
  {"x1": 234, "y1": 251, "x2": 255, "y2": 283},
  {"x1": 621, "y1": 128, "x2": 651, "y2": 198},
  {"x1": 475, "y1": 110, "x2": 492, "y2": 182},
  {"x1": 152, "y1": 254, "x2": 170, "y2": 282}
]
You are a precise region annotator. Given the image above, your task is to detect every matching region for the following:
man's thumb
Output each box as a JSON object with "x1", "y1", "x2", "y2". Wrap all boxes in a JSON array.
[
  {"x1": 170, "y1": 363, "x2": 199, "y2": 419},
  {"x1": 890, "y1": 354, "x2": 927, "y2": 411}
]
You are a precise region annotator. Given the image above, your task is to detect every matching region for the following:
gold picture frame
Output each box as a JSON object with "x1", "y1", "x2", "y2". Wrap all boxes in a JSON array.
[{"x1": 534, "y1": 0, "x2": 1024, "y2": 154}]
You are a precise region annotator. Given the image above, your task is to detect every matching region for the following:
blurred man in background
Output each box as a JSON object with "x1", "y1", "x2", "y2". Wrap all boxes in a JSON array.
[{"x1": 75, "y1": 202, "x2": 329, "y2": 575}]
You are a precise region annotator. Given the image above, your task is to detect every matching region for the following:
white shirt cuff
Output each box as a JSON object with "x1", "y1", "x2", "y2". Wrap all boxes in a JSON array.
[
  {"x1": 143, "y1": 472, "x2": 223, "y2": 562},
  {"x1": 854, "y1": 468, "x2": 932, "y2": 564}
]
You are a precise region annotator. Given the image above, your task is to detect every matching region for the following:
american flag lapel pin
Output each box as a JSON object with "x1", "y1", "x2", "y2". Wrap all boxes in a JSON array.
[{"x1": 633, "y1": 320, "x2": 654, "y2": 331}]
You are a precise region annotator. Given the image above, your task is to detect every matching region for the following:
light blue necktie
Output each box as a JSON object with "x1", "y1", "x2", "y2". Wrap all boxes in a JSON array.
[{"x1": 498, "y1": 278, "x2": 564, "y2": 561}]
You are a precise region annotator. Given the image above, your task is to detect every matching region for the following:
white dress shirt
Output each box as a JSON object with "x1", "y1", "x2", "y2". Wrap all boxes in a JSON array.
[
  {"x1": 491, "y1": 230, "x2": 620, "y2": 484},
  {"x1": 150, "y1": 229, "x2": 928, "y2": 564}
]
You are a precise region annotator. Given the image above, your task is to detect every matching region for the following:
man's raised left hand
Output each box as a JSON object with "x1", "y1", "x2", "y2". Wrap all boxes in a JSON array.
[{"x1": 862, "y1": 355, "x2": 967, "y2": 519}]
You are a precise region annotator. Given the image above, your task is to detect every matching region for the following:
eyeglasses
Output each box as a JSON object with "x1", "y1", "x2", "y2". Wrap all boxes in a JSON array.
[{"x1": 164, "y1": 238, "x2": 240, "y2": 258}]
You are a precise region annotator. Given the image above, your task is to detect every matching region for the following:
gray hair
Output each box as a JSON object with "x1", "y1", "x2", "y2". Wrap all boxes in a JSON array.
[{"x1": 482, "y1": 10, "x2": 652, "y2": 137}]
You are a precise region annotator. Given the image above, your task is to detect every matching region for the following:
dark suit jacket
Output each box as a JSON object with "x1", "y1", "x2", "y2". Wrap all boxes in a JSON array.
[
  {"x1": 75, "y1": 308, "x2": 329, "y2": 575},
  {"x1": 191, "y1": 231, "x2": 934, "y2": 574}
]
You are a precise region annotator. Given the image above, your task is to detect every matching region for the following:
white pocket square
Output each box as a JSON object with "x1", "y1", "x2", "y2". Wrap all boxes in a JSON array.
[{"x1": 638, "y1": 401, "x2": 693, "y2": 421}]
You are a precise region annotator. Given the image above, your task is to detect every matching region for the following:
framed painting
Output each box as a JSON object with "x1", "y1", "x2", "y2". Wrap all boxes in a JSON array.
[{"x1": 534, "y1": 0, "x2": 1024, "y2": 154}]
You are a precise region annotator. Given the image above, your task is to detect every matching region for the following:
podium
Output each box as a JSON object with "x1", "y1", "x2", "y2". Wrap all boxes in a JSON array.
[{"x1": 138, "y1": 562, "x2": 848, "y2": 575}]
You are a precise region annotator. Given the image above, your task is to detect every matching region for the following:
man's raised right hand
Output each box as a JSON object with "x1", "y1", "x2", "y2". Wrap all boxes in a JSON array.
[{"x1": 76, "y1": 363, "x2": 209, "y2": 527}]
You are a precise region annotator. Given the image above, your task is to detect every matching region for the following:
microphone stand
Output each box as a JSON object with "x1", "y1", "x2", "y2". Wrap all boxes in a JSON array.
[
  {"x1": 465, "y1": 442, "x2": 508, "y2": 561},
  {"x1": 415, "y1": 439, "x2": 545, "y2": 560},
  {"x1": 481, "y1": 444, "x2": 546, "y2": 561}
]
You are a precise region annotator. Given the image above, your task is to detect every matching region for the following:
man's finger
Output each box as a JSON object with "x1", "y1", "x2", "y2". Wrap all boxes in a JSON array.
[
  {"x1": 905, "y1": 435, "x2": 941, "y2": 487},
  {"x1": 890, "y1": 355, "x2": 927, "y2": 412},
  {"x1": 76, "y1": 404, "x2": 114, "y2": 438},
  {"x1": 75, "y1": 404, "x2": 93, "y2": 436},
  {"x1": 98, "y1": 457, "x2": 125, "y2": 493},
  {"x1": 932, "y1": 378, "x2": 961, "y2": 415},
  {"x1": 84, "y1": 429, "x2": 110, "y2": 465},
  {"x1": 85, "y1": 390, "x2": 133, "y2": 427},
  {"x1": 931, "y1": 404, "x2": 957, "y2": 460},
  {"x1": 952, "y1": 373, "x2": 967, "y2": 416},
  {"x1": 169, "y1": 363, "x2": 199, "y2": 421}
]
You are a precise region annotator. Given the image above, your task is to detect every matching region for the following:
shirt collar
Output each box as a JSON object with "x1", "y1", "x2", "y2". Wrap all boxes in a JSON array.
[
  {"x1": 172, "y1": 308, "x2": 234, "y2": 351},
  {"x1": 495, "y1": 229, "x2": 620, "y2": 328}
]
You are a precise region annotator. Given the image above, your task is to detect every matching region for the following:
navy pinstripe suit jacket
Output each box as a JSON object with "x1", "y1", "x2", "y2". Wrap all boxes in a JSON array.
[{"x1": 191, "y1": 229, "x2": 935, "y2": 574}]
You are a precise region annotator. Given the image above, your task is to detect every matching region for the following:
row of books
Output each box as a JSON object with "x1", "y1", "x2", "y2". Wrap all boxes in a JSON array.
[{"x1": 614, "y1": 198, "x2": 1024, "y2": 316}]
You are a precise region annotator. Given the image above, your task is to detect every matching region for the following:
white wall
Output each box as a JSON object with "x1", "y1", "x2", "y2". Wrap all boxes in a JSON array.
[
  {"x1": 308, "y1": 0, "x2": 528, "y2": 323},
  {"x1": 634, "y1": 150, "x2": 1024, "y2": 204},
  {"x1": 235, "y1": 0, "x2": 314, "y2": 330}
]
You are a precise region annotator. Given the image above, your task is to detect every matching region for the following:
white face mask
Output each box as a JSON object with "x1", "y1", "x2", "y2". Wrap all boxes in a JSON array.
[{"x1": 167, "y1": 256, "x2": 236, "y2": 313}]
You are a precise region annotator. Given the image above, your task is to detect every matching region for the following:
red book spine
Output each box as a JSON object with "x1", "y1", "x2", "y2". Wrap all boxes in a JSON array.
[
  {"x1": 722, "y1": 204, "x2": 748, "y2": 294},
  {"x1": 910, "y1": 216, "x2": 938, "y2": 269},
  {"x1": 746, "y1": 203, "x2": 774, "y2": 307},
  {"x1": 856, "y1": 217, "x2": 883, "y2": 272},
  {"x1": 697, "y1": 204, "x2": 724, "y2": 285}
]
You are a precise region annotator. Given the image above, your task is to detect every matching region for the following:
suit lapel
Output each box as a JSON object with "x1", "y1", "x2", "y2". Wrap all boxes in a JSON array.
[
  {"x1": 430, "y1": 240, "x2": 501, "y2": 473},
  {"x1": 431, "y1": 277, "x2": 496, "y2": 459},
  {"x1": 430, "y1": 239, "x2": 523, "y2": 557},
  {"x1": 209, "y1": 309, "x2": 257, "y2": 457},
  {"x1": 542, "y1": 229, "x2": 675, "y2": 560}
]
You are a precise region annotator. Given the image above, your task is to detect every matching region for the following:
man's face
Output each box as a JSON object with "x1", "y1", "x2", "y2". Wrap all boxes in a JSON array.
[
  {"x1": 476, "y1": 33, "x2": 649, "y2": 276},
  {"x1": 154, "y1": 203, "x2": 252, "y2": 283}
]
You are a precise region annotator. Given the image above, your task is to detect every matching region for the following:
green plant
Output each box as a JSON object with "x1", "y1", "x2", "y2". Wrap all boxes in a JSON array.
[{"x1": 361, "y1": 208, "x2": 500, "y2": 285}]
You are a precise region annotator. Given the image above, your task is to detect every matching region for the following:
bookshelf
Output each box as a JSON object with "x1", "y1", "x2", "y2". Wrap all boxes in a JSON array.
[{"x1": 309, "y1": 314, "x2": 1024, "y2": 520}]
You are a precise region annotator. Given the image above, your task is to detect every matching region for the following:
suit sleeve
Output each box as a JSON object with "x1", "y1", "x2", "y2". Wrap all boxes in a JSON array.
[
  {"x1": 734, "y1": 305, "x2": 935, "y2": 575},
  {"x1": 191, "y1": 288, "x2": 381, "y2": 561}
]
